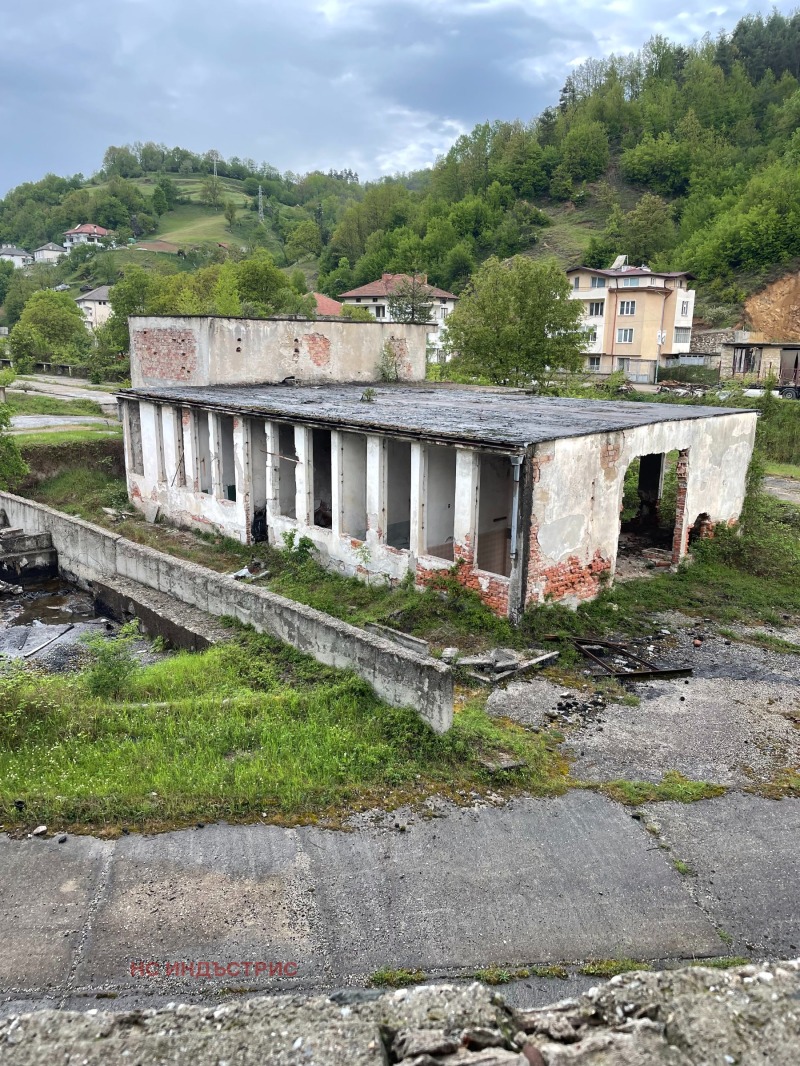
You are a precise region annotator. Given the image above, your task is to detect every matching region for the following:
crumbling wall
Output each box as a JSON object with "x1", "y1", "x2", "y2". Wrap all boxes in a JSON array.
[
  {"x1": 129, "y1": 316, "x2": 430, "y2": 388},
  {"x1": 1, "y1": 961, "x2": 798, "y2": 1065},
  {"x1": 526, "y1": 411, "x2": 757, "y2": 608},
  {"x1": 0, "y1": 493, "x2": 454, "y2": 732}
]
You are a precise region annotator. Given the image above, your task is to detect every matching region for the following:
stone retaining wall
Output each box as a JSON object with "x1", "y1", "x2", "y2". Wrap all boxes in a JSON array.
[{"x1": 0, "y1": 493, "x2": 453, "y2": 732}]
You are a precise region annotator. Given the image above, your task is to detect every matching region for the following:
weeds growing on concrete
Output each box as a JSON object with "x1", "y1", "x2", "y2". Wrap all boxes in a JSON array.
[
  {"x1": 369, "y1": 968, "x2": 426, "y2": 988},
  {"x1": 0, "y1": 628, "x2": 568, "y2": 834},
  {"x1": 689, "y1": 956, "x2": 750, "y2": 969},
  {"x1": 596, "y1": 773, "x2": 726, "y2": 806},
  {"x1": 578, "y1": 959, "x2": 652, "y2": 977},
  {"x1": 530, "y1": 964, "x2": 570, "y2": 979}
]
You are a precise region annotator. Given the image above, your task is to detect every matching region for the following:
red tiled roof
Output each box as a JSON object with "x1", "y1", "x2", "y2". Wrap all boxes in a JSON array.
[
  {"x1": 313, "y1": 292, "x2": 343, "y2": 316},
  {"x1": 339, "y1": 273, "x2": 457, "y2": 300},
  {"x1": 64, "y1": 223, "x2": 111, "y2": 236}
]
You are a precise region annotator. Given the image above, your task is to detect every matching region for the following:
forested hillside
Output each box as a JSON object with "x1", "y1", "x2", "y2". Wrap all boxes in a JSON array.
[{"x1": 2, "y1": 9, "x2": 800, "y2": 332}]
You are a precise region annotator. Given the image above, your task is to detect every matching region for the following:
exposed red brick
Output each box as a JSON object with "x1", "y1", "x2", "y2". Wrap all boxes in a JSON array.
[
  {"x1": 416, "y1": 543, "x2": 510, "y2": 616},
  {"x1": 302, "y1": 332, "x2": 331, "y2": 367},
  {"x1": 133, "y1": 328, "x2": 198, "y2": 382}
]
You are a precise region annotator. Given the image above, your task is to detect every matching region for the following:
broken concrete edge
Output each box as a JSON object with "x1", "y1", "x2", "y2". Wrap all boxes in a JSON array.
[
  {"x1": 1, "y1": 961, "x2": 798, "y2": 1065},
  {"x1": 0, "y1": 492, "x2": 454, "y2": 733}
]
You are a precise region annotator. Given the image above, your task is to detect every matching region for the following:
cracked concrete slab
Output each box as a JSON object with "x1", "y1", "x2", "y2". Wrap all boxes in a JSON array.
[{"x1": 642, "y1": 794, "x2": 800, "y2": 958}]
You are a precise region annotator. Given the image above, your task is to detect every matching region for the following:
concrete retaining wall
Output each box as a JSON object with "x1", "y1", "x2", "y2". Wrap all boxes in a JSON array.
[{"x1": 0, "y1": 493, "x2": 453, "y2": 732}]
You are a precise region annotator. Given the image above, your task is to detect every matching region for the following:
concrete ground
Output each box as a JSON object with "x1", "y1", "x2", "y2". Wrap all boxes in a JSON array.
[
  {"x1": 1, "y1": 787, "x2": 797, "y2": 1017},
  {"x1": 765, "y1": 474, "x2": 800, "y2": 505},
  {"x1": 11, "y1": 376, "x2": 119, "y2": 412},
  {"x1": 9, "y1": 414, "x2": 118, "y2": 435}
]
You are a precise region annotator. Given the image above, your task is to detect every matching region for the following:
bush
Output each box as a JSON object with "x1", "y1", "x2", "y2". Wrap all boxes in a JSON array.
[{"x1": 82, "y1": 621, "x2": 140, "y2": 698}]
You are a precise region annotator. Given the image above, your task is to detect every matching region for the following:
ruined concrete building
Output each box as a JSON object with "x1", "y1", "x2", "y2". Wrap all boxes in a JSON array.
[{"x1": 120, "y1": 315, "x2": 757, "y2": 619}]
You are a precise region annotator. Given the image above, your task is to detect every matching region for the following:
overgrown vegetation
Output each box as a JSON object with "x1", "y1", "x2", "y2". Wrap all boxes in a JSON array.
[
  {"x1": 0, "y1": 627, "x2": 568, "y2": 832},
  {"x1": 369, "y1": 968, "x2": 426, "y2": 988},
  {"x1": 596, "y1": 773, "x2": 726, "y2": 806},
  {"x1": 578, "y1": 959, "x2": 652, "y2": 977}
]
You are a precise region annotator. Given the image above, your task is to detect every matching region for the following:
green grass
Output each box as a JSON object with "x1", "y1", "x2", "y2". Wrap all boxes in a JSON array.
[
  {"x1": 672, "y1": 858, "x2": 696, "y2": 876},
  {"x1": 578, "y1": 959, "x2": 652, "y2": 977},
  {"x1": 531, "y1": 964, "x2": 570, "y2": 979},
  {"x1": 154, "y1": 205, "x2": 237, "y2": 245},
  {"x1": 0, "y1": 628, "x2": 568, "y2": 833},
  {"x1": 368, "y1": 968, "x2": 426, "y2": 988},
  {"x1": 597, "y1": 773, "x2": 726, "y2": 806},
  {"x1": 13, "y1": 426, "x2": 122, "y2": 449},
  {"x1": 7, "y1": 392, "x2": 104, "y2": 417},
  {"x1": 474, "y1": 965, "x2": 513, "y2": 985},
  {"x1": 764, "y1": 461, "x2": 800, "y2": 479}
]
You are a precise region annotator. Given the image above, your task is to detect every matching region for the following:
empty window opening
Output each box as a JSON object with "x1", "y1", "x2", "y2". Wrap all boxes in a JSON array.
[
  {"x1": 196, "y1": 412, "x2": 212, "y2": 494},
  {"x1": 477, "y1": 453, "x2": 513, "y2": 577},
  {"x1": 250, "y1": 419, "x2": 268, "y2": 542},
  {"x1": 340, "y1": 432, "x2": 367, "y2": 540},
  {"x1": 277, "y1": 423, "x2": 297, "y2": 519},
  {"x1": 425, "y1": 445, "x2": 456, "y2": 560},
  {"x1": 387, "y1": 439, "x2": 412, "y2": 549},
  {"x1": 128, "y1": 401, "x2": 144, "y2": 476},
  {"x1": 218, "y1": 415, "x2": 236, "y2": 501},
  {"x1": 617, "y1": 450, "x2": 680, "y2": 576},
  {"x1": 312, "y1": 428, "x2": 333, "y2": 528}
]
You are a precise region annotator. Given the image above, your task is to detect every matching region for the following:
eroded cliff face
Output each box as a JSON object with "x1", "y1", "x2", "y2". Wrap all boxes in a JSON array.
[{"x1": 745, "y1": 272, "x2": 800, "y2": 339}]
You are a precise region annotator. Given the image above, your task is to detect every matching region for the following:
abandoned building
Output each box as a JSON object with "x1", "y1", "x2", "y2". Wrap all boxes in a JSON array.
[{"x1": 120, "y1": 315, "x2": 758, "y2": 619}]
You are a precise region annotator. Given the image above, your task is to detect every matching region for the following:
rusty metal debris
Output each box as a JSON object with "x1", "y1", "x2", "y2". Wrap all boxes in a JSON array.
[{"x1": 544, "y1": 636, "x2": 692, "y2": 681}]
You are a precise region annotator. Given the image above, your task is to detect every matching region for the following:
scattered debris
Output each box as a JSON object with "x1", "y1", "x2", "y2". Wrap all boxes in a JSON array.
[
  {"x1": 101, "y1": 507, "x2": 134, "y2": 521},
  {"x1": 545, "y1": 636, "x2": 692, "y2": 681},
  {"x1": 440, "y1": 647, "x2": 459, "y2": 664},
  {"x1": 364, "y1": 623, "x2": 431, "y2": 656},
  {"x1": 460, "y1": 648, "x2": 559, "y2": 685},
  {"x1": 0, "y1": 578, "x2": 22, "y2": 597},
  {"x1": 477, "y1": 753, "x2": 527, "y2": 773},
  {"x1": 31, "y1": 825, "x2": 47, "y2": 837}
]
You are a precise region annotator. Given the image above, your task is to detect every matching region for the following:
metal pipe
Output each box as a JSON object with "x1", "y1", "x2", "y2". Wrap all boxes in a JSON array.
[{"x1": 509, "y1": 455, "x2": 523, "y2": 560}]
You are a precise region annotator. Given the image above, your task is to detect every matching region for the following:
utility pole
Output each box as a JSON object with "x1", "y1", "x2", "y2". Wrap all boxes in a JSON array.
[{"x1": 258, "y1": 184, "x2": 264, "y2": 225}]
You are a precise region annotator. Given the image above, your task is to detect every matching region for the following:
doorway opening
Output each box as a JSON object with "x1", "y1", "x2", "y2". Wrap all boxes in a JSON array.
[
  {"x1": 425, "y1": 444, "x2": 456, "y2": 560},
  {"x1": 277, "y1": 423, "x2": 297, "y2": 518},
  {"x1": 477, "y1": 453, "x2": 513, "y2": 576},
  {"x1": 387, "y1": 439, "x2": 411, "y2": 549},
  {"x1": 617, "y1": 450, "x2": 681, "y2": 578},
  {"x1": 312, "y1": 428, "x2": 333, "y2": 528}
]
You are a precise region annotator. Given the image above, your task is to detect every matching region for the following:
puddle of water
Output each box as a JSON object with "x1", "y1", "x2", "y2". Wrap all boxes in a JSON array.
[{"x1": 0, "y1": 578, "x2": 97, "y2": 627}]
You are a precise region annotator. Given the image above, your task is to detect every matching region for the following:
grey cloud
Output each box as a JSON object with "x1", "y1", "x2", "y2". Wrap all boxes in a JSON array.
[{"x1": 0, "y1": 0, "x2": 797, "y2": 194}]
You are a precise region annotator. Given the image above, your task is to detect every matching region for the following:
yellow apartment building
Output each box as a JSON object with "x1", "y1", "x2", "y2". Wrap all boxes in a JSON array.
[{"x1": 567, "y1": 259, "x2": 695, "y2": 383}]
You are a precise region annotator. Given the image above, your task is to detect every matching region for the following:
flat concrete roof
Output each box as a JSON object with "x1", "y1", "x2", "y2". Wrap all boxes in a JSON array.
[{"x1": 123, "y1": 382, "x2": 753, "y2": 450}]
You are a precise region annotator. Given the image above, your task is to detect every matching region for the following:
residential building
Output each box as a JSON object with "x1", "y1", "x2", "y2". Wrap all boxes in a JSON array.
[
  {"x1": 312, "y1": 292, "x2": 343, "y2": 316},
  {"x1": 63, "y1": 223, "x2": 111, "y2": 250},
  {"x1": 75, "y1": 285, "x2": 112, "y2": 330},
  {"x1": 34, "y1": 242, "x2": 67, "y2": 264},
  {"x1": 339, "y1": 273, "x2": 457, "y2": 358},
  {"x1": 118, "y1": 314, "x2": 755, "y2": 619},
  {"x1": 0, "y1": 244, "x2": 32, "y2": 269},
  {"x1": 568, "y1": 259, "x2": 696, "y2": 383}
]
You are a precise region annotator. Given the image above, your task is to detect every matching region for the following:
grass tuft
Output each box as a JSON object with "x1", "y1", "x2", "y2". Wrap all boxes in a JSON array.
[
  {"x1": 596, "y1": 773, "x2": 726, "y2": 806},
  {"x1": 578, "y1": 958, "x2": 652, "y2": 977},
  {"x1": 369, "y1": 968, "x2": 425, "y2": 988}
]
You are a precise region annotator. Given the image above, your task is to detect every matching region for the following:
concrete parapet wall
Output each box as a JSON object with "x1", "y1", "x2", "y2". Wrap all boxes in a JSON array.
[{"x1": 0, "y1": 493, "x2": 453, "y2": 732}]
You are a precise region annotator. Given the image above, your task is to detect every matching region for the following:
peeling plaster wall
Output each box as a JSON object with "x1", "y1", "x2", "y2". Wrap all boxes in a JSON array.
[
  {"x1": 129, "y1": 317, "x2": 429, "y2": 389},
  {"x1": 526, "y1": 411, "x2": 757, "y2": 607}
]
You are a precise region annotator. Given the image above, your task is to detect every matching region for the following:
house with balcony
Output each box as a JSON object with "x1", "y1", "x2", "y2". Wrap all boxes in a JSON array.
[
  {"x1": 568, "y1": 258, "x2": 695, "y2": 383},
  {"x1": 339, "y1": 273, "x2": 457, "y2": 360},
  {"x1": 63, "y1": 223, "x2": 111, "y2": 251},
  {"x1": 34, "y1": 242, "x2": 67, "y2": 264}
]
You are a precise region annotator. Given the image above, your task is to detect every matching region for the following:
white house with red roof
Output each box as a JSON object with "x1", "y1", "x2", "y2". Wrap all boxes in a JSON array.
[
  {"x1": 339, "y1": 273, "x2": 458, "y2": 359},
  {"x1": 312, "y1": 292, "x2": 343, "y2": 316},
  {"x1": 63, "y1": 223, "x2": 112, "y2": 251}
]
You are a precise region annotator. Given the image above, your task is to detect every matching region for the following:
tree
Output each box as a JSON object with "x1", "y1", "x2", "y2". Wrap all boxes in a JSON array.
[
  {"x1": 9, "y1": 289, "x2": 89, "y2": 368},
  {"x1": 200, "y1": 176, "x2": 222, "y2": 209},
  {"x1": 156, "y1": 175, "x2": 179, "y2": 210},
  {"x1": 286, "y1": 219, "x2": 322, "y2": 262},
  {"x1": 341, "y1": 304, "x2": 374, "y2": 321},
  {"x1": 223, "y1": 200, "x2": 237, "y2": 229},
  {"x1": 387, "y1": 274, "x2": 435, "y2": 323},
  {"x1": 151, "y1": 186, "x2": 168, "y2": 216},
  {"x1": 562, "y1": 121, "x2": 610, "y2": 181},
  {"x1": 622, "y1": 193, "x2": 676, "y2": 264},
  {"x1": 0, "y1": 402, "x2": 27, "y2": 490},
  {"x1": 0, "y1": 260, "x2": 14, "y2": 308},
  {"x1": 445, "y1": 256, "x2": 585, "y2": 387}
]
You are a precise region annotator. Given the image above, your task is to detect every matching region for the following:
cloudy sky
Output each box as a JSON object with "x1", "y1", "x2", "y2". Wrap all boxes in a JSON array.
[{"x1": 1, "y1": 0, "x2": 796, "y2": 194}]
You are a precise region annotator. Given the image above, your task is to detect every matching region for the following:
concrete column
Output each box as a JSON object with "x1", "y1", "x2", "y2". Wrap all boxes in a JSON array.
[
  {"x1": 121, "y1": 400, "x2": 133, "y2": 474},
  {"x1": 265, "y1": 421, "x2": 280, "y2": 521},
  {"x1": 233, "y1": 416, "x2": 250, "y2": 528},
  {"x1": 365, "y1": 435, "x2": 387, "y2": 546},
  {"x1": 208, "y1": 413, "x2": 222, "y2": 498},
  {"x1": 409, "y1": 441, "x2": 426, "y2": 558},
  {"x1": 671, "y1": 449, "x2": 691, "y2": 563},
  {"x1": 453, "y1": 447, "x2": 479, "y2": 562},
  {"x1": 181, "y1": 408, "x2": 197, "y2": 491},
  {"x1": 294, "y1": 425, "x2": 313, "y2": 526},
  {"x1": 330, "y1": 429, "x2": 343, "y2": 538},
  {"x1": 140, "y1": 402, "x2": 160, "y2": 485}
]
